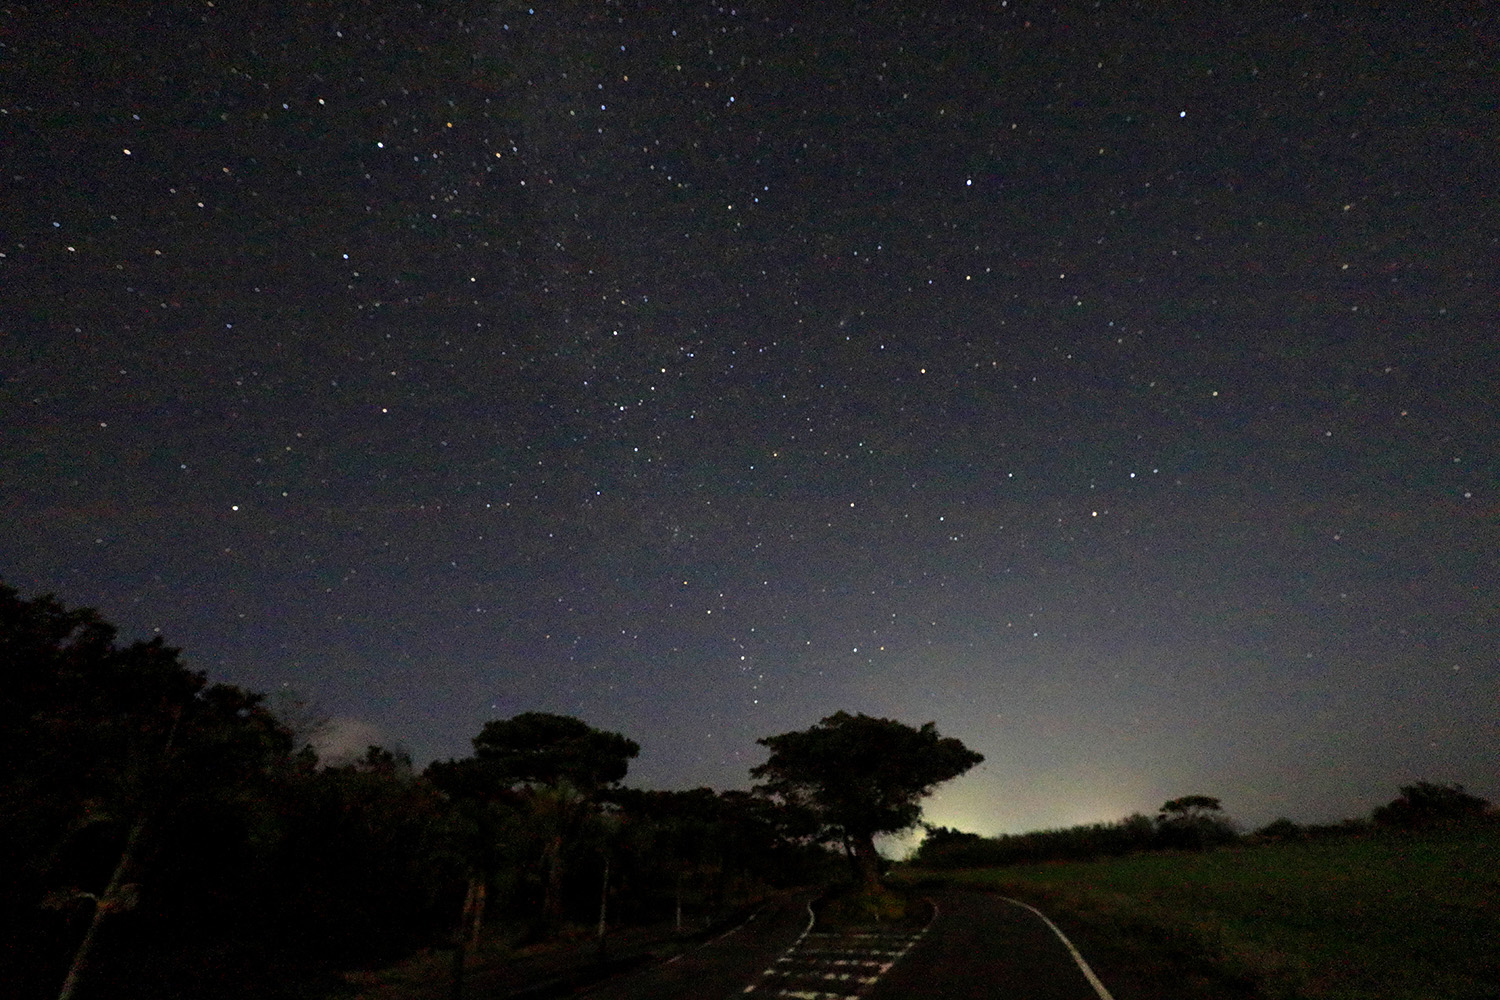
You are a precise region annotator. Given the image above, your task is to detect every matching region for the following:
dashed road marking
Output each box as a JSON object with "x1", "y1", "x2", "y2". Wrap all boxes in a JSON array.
[{"x1": 743, "y1": 903, "x2": 936, "y2": 999}]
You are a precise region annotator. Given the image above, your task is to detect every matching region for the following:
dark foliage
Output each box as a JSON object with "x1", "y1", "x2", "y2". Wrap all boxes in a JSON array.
[
  {"x1": 752, "y1": 712, "x2": 982, "y2": 885},
  {"x1": 1372, "y1": 782, "x2": 1492, "y2": 829},
  {"x1": 1252, "y1": 817, "x2": 1307, "y2": 841},
  {"x1": 469, "y1": 712, "x2": 640, "y2": 791},
  {"x1": 269, "y1": 749, "x2": 459, "y2": 962},
  {"x1": 1154, "y1": 795, "x2": 1239, "y2": 850},
  {"x1": 916, "y1": 784, "x2": 1500, "y2": 873},
  {"x1": 0, "y1": 584, "x2": 847, "y2": 999},
  {"x1": 427, "y1": 712, "x2": 645, "y2": 943},
  {"x1": 1248, "y1": 817, "x2": 1377, "y2": 842},
  {"x1": 911, "y1": 814, "x2": 1160, "y2": 869},
  {"x1": 600, "y1": 787, "x2": 834, "y2": 929},
  {"x1": 0, "y1": 586, "x2": 468, "y2": 998},
  {"x1": 0, "y1": 583, "x2": 316, "y2": 998},
  {"x1": 910, "y1": 796, "x2": 1244, "y2": 870}
]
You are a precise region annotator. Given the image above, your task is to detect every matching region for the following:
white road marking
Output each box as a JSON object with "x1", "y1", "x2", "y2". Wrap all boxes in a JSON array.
[
  {"x1": 997, "y1": 895, "x2": 1116, "y2": 1000},
  {"x1": 744, "y1": 901, "x2": 937, "y2": 998}
]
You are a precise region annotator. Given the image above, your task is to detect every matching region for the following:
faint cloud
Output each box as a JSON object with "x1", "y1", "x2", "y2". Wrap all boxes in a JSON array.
[{"x1": 312, "y1": 716, "x2": 390, "y2": 767}]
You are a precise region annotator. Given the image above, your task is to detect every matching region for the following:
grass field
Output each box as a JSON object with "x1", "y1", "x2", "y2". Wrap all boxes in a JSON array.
[{"x1": 895, "y1": 823, "x2": 1500, "y2": 999}]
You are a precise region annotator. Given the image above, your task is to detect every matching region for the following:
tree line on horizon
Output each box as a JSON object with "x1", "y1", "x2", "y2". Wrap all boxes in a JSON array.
[
  {"x1": 911, "y1": 783, "x2": 1495, "y2": 871},
  {"x1": 8, "y1": 581, "x2": 1489, "y2": 999},
  {"x1": 0, "y1": 583, "x2": 983, "y2": 1000}
]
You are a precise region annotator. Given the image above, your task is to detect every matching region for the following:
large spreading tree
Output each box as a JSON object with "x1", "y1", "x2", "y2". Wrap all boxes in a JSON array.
[
  {"x1": 426, "y1": 712, "x2": 640, "y2": 940},
  {"x1": 1372, "y1": 782, "x2": 1491, "y2": 829},
  {"x1": 1155, "y1": 794, "x2": 1237, "y2": 849},
  {"x1": 751, "y1": 711, "x2": 983, "y2": 886},
  {"x1": 468, "y1": 712, "x2": 639, "y2": 791}
]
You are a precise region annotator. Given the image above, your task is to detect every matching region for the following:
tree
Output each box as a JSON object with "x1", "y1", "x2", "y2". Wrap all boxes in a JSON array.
[
  {"x1": 1253, "y1": 817, "x2": 1306, "y2": 842},
  {"x1": 428, "y1": 713, "x2": 639, "y2": 942},
  {"x1": 424, "y1": 755, "x2": 524, "y2": 953},
  {"x1": 0, "y1": 583, "x2": 300, "y2": 999},
  {"x1": 1158, "y1": 795, "x2": 1223, "y2": 823},
  {"x1": 910, "y1": 826, "x2": 996, "y2": 869},
  {"x1": 470, "y1": 712, "x2": 639, "y2": 791},
  {"x1": 1155, "y1": 795, "x2": 1236, "y2": 849},
  {"x1": 1372, "y1": 782, "x2": 1491, "y2": 829},
  {"x1": 609, "y1": 788, "x2": 721, "y2": 931},
  {"x1": 473, "y1": 712, "x2": 638, "y2": 935},
  {"x1": 751, "y1": 712, "x2": 983, "y2": 886},
  {"x1": 272, "y1": 745, "x2": 455, "y2": 964}
]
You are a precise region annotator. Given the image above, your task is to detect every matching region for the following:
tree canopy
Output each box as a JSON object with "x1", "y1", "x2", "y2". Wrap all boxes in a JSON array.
[
  {"x1": 1155, "y1": 794, "x2": 1236, "y2": 849},
  {"x1": 1, "y1": 583, "x2": 301, "y2": 999},
  {"x1": 468, "y1": 711, "x2": 639, "y2": 791},
  {"x1": 425, "y1": 712, "x2": 641, "y2": 943},
  {"x1": 1373, "y1": 782, "x2": 1491, "y2": 828},
  {"x1": 12, "y1": 577, "x2": 1498, "y2": 998},
  {"x1": 1158, "y1": 795, "x2": 1223, "y2": 821},
  {"x1": 751, "y1": 711, "x2": 982, "y2": 884}
]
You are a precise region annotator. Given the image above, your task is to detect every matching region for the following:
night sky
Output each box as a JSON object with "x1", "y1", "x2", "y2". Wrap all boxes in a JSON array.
[{"x1": 4, "y1": 1, "x2": 1497, "y2": 837}]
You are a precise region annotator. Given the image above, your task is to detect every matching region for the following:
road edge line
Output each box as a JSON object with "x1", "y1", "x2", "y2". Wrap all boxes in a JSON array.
[
  {"x1": 998, "y1": 896, "x2": 1116, "y2": 1000},
  {"x1": 740, "y1": 898, "x2": 817, "y2": 993}
]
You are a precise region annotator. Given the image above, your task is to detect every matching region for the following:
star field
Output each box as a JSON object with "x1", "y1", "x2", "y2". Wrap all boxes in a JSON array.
[{"x1": 3, "y1": 0, "x2": 1496, "y2": 834}]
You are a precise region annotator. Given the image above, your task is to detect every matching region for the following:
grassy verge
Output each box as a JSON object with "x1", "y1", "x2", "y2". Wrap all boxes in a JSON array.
[{"x1": 893, "y1": 823, "x2": 1500, "y2": 1000}]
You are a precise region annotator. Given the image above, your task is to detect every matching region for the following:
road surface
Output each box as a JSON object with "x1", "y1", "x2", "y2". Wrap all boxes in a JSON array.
[
  {"x1": 582, "y1": 889, "x2": 1114, "y2": 1000},
  {"x1": 581, "y1": 890, "x2": 819, "y2": 1000},
  {"x1": 873, "y1": 890, "x2": 1113, "y2": 999}
]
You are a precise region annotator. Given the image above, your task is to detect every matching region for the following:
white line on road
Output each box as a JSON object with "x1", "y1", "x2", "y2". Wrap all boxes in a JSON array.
[
  {"x1": 742, "y1": 901, "x2": 816, "y2": 992},
  {"x1": 997, "y1": 896, "x2": 1116, "y2": 1000},
  {"x1": 664, "y1": 893, "x2": 810, "y2": 965},
  {"x1": 744, "y1": 900, "x2": 936, "y2": 998}
]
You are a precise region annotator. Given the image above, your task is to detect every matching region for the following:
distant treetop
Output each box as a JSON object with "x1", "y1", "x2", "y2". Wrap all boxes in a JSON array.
[
  {"x1": 471, "y1": 711, "x2": 640, "y2": 791},
  {"x1": 1373, "y1": 782, "x2": 1491, "y2": 829}
]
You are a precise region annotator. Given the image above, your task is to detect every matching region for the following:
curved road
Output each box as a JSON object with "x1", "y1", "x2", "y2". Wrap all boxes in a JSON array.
[
  {"x1": 582, "y1": 890, "x2": 818, "y2": 1000},
  {"x1": 585, "y1": 889, "x2": 1113, "y2": 1000},
  {"x1": 873, "y1": 890, "x2": 1113, "y2": 999}
]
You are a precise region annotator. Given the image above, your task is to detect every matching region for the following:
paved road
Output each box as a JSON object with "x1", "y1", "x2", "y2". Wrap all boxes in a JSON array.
[
  {"x1": 581, "y1": 890, "x2": 818, "y2": 1000},
  {"x1": 873, "y1": 890, "x2": 1113, "y2": 1000},
  {"x1": 584, "y1": 889, "x2": 1113, "y2": 1000}
]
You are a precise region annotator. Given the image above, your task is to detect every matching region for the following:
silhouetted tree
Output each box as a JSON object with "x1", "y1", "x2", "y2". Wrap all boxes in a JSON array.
[
  {"x1": 470, "y1": 712, "x2": 639, "y2": 790},
  {"x1": 910, "y1": 826, "x2": 994, "y2": 868},
  {"x1": 1155, "y1": 795, "x2": 1237, "y2": 849},
  {"x1": 1253, "y1": 817, "x2": 1306, "y2": 842},
  {"x1": 430, "y1": 713, "x2": 639, "y2": 941},
  {"x1": 608, "y1": 788, "x2": 720, "y2": 930},
  {"x1": 423, "y1": 755, "x2": 526, "y2": 952},
  {"x1": 912, "y1": 812, "x2": 1162, "y2": 869},
  {"x1": 752, "y1": 712, "x2": 982, "y2": 886},
  {"x1": 712, "y1": 789, "x2": 829, "y2": 893},
  {"x1": 1372, "y1": 782, "x2": 1491, "y2": 829},
  {"x1": 0, "y1": 584, "x2": 301, "y2": 999},
  {"x1": 272, "y1": 746, "x2": 454, "y2": 964}
]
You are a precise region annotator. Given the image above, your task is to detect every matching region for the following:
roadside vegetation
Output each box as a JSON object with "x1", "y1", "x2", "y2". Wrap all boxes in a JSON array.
[
  {"x1": 1, "y1": 584, "x2": 979, "y2": 1000},
  {"x1": 10, "y1": 581, "x2": 1493, "y2": 999},
  {"x1": 898, "y1": 798, "x2": 1500, "y2": 999},
  {"x1": 815, "y1": 880, "x2": 928, "y2": 928}
]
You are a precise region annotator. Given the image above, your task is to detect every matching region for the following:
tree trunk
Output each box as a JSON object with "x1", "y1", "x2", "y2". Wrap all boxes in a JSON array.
[
  {"x1": 596, "y1": 855, "x2": 610, "y2": 960},
  {"x1": 674, "y1": 870, "x2": 684, "y2": 933},
  {"x1": 852, "y1": 835, "x2": 882, "y2": 889},
  {"x1": 462, "y1": 877, "x2": 487, "y2": 949},
  {"x1": 57, "y1": 816, "x2": 146, "y2": 1000},
  {"x1": 539, "y1": 834, "x2": 565, "y2": 936},
  {"x1": 451, "y1": 876, "x2": 486, "y2": 1000},
  {"x1": 839, "y1": 834, "x2": 861, "y2": 882}
]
